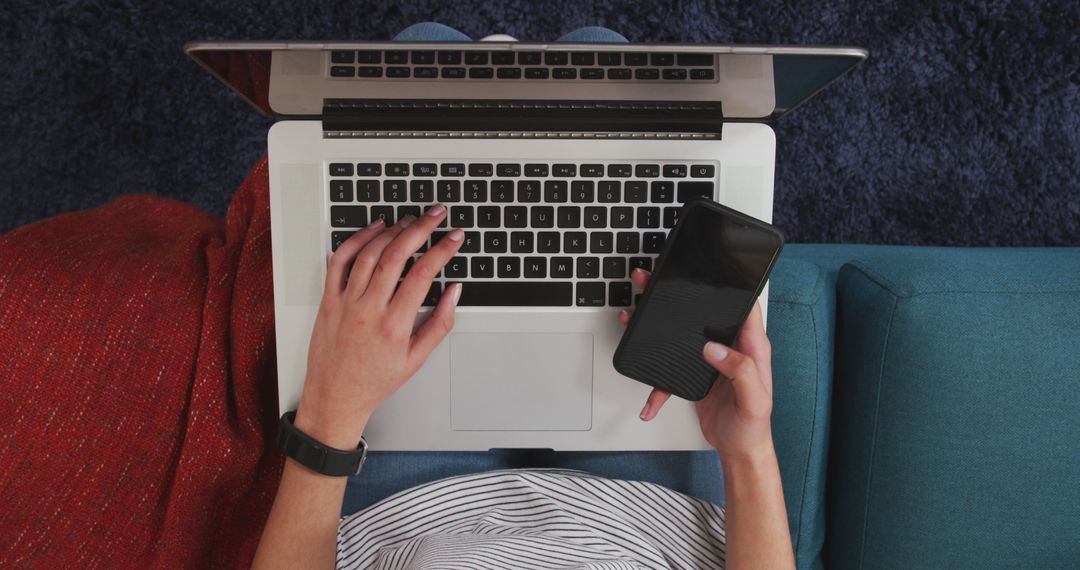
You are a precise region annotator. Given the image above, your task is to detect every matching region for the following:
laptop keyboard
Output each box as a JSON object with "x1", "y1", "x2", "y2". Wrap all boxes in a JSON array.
[
  {"x1": 328, "y1": 50, "x2": 716, "y2": 82},
  {"x1": 327, "y1": 160, "x2": 718, "y2": 307}
]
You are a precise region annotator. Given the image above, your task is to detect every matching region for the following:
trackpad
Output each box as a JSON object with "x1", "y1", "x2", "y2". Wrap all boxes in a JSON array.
[{"x1": 450, "y1": 333, "x2": 593, "y2": 431}]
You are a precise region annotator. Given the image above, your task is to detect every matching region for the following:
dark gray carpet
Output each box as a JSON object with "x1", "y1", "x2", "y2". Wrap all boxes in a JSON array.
[{"x1": 1, "y1": 1, "x2": 1077, "y2": 245}]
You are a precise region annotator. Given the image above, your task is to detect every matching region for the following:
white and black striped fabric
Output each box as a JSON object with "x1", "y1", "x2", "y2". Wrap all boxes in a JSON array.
[{"x1": 337, "y1": 469, "x2": 726, "y2": 569}]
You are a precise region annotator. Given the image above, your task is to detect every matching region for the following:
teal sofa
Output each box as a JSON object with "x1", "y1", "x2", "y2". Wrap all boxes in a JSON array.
[{"x1": 767, "y1": 245, "x2": 1080, "y2": 569}]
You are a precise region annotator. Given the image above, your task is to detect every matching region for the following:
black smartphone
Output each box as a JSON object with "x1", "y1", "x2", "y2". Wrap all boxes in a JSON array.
[{"x1": 612, "y1": 198, "x2": 784, "y2": 401}]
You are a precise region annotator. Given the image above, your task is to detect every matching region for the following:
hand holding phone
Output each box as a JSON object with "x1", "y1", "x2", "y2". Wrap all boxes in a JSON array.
[{"x1": 612, "y1": 198, "x2": 783, "y2": 401}]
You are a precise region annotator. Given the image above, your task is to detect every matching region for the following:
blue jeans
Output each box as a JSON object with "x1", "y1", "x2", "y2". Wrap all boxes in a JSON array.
[{"x1": 342, "y1": 22, "x2": 723, "y2": 517}]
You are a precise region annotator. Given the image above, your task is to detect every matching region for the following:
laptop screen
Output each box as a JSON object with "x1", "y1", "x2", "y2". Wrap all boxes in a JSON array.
[{"x1": 186, "y1": 42, "x2": 865, "y2": 122}]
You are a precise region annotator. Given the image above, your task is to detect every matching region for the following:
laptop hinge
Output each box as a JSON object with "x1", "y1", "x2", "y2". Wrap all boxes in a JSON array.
[{"x1": 320, "y1": 99, "x2": 723, "y2": 139}]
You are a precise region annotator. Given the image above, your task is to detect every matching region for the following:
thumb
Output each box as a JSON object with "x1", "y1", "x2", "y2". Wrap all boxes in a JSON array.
[{"x1": 702, "y1": 342, "x2": 773, "y2": 419}]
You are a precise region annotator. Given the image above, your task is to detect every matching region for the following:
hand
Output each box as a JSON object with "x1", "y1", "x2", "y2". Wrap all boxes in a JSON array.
[
  {"x1": 295, "y1": 206, "x2": 463, "y2": 449},
  {"x1": 619, "y1": 268, "x2": 775, "y2": 463}
]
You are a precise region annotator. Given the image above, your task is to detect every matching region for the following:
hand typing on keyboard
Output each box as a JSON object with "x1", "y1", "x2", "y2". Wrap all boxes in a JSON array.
[{"x1": 294, "y1": 205, "x2": 463, "y2": 449}]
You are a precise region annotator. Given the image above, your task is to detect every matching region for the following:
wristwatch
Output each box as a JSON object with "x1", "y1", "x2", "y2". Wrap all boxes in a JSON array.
[{"x1": 277, "y1": 411, "x2": 368, "y2": 476}]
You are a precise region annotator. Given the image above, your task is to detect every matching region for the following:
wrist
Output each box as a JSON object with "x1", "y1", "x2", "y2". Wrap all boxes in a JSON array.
[
  {"x1": 292, "y1": 405, "x2": 370, "y2": 450},
  {"x1": 718, "y1": 439, "x2": 778, "y2": 476}
]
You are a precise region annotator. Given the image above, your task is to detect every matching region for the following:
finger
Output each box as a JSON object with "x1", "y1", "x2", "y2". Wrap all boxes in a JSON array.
[
  {"x1": 362, "y1": 205, "x2": 448, "y2": 305},
  {"x1": 409, "y1": 282, "x2": 462, "y2": 369},
  {"x1": 702, "y1": 341, "x2": 772, "y2": 419},
  {"x1": 325, "y1": 220, "x2": 386, "y2": 296},
  {"x1": 345, "y1": 218, "x2": 409, "y2": 299},
  {"x1": 733, "y1": 302, "x2": 773, "y2": 394},
  {"x1": 638, "y1": 388, "x2": 672, "y2": 421},
  {"x1": 617, "y1": 308, "x2": 634, "y2": 326},
  {"x1": 630, "y1": 267, "x2": 651, "y2": 289},
  {"x1": 390, "y1": 228, "x2": 464, "y2": 319}
]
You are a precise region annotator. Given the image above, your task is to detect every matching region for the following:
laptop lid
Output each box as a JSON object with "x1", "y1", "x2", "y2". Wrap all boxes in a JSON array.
[{"x1": 185, "y1": 41, "x2": 866, "y2": 136}]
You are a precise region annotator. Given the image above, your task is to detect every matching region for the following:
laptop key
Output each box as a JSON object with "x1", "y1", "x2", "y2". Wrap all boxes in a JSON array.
[
  {"x1": 445, "y1": 256, "x2": 468, "y2": 278},
  {"x1": 577, "y1": 257, "x2": 600, "y2": 278},
  {"x1": 523, "y1": 257, "x2": 547, "y2": 278},
  {"x1": 544, "y1": 181, "x2": 568, "y2": 202},
  {"x1": 643, "y1": 232, "x2": 666, "y2": 253},
  {"x1": 496, "y1": 67, "x2": 522, "y2": 79},
  {"x1": 492, "y1": 51, "x2": 515, "y2": 65},
  {"x1": 584, "y1": 207, "x2": 607, "y2": 228},
  {"x1": 663, "y1": 207, "x2": 680, "y2": 229},
  {"x1": 553, "y1": 68, "x2": 577, "y2": 79},
  {"x1": 441, "y1": 67, "x2": 466, "y2": 78},
  {"x1": 422, "y1": 282, "x2": 442, "y2": 306},
  {"x1": 624, "y1": 182, "x2": 647, "y2": 203},
  {"x1": 611, "y1": 208, "x2": 634, "y2": 229},
  {"x1": 484, "y1": 231, "x2": 507, "y2": 253},
  {"x1": 469, "y1": 67, "x2": 494, "y2": 79},
  {"x1": 545, "y1": 51, "x2": 568, "y2": 65},
  {"x1": 450, "y1": 206, "x2": 474, "y2": 228},
  {"x1": 597, "y1": 52, "x2": 622, "y2": 66},
  {"x1": 524, "y1": 68, "x2": 549, "y2": 79},
  {"x1": 397, "y1": 205, "x2": 421, "y2": 220},
  {"x1": 616, "y1": 232, "x2": 639, "y2": 253},
  {"x1": 329, "y1": 163, "x2": 353, "y2": 177},
  {"x1": 504, "y1": 204, "x2": 528, "y2": 227},
  {"x1": 357, "y1": 50, "x2": 381, "y2": 64},
  {"x1": 571, "y1": 52, "x2": 595, "y2": 65},
  {"x1": 413, "y1": 67, "x2": 438, "y2": 79},
  {"x1": 441, "y1": 163, "x2": 465, "y2": 177},
  {"x1": 607, "y1": 164, "x2": 632, "y2": 177},
  {"x1": 491, "y1": 180, "x2": 514, "y2": 202},
  {"x1": 677, "y1": 53, "x2": 713, "y2": 66},
  {"x1": 564, "y1": 232, "x2": 587, "y2": 253},
  {"x1": 468, "y1": 163, "x2": 493, "y2": 177},
  {"x1": 603, "y1": 257, "x2": 627, "y2": 279},
  {"x1": 517, "y1": 180, "x2": 541, "y2": 202},
  {"x1": 629, "y1": 257, "x2": 652, "y2": 272},
  {"x1": 634, "y1": 68, "x2": 660, "y2": 80},
  {"x1": 637, "y1": 207, "x2": 660, "y2": 228},
  {"x1": 383, "y1": 180, "x2": 407, "y2": 202},
  {"x1": 387, "y1": 67, "x2": 410, "y2": 78},
  {"x1": 330, "y1": 66, "x2": 355, "y2": 77},
  {"x1": 662, "y1": 68, "x2": 688, "y2": 80},
  {"x1": 457, "y1": 282, "x2": 572, "y2": 307},
  {"x1": 651, "y1": 181, "x2": 674, "y2": 203},
  {"x1": 411, "y1": 50, "x2": 435, "y2": 64},
  {"x1": 524, "y1": 163, "x2": 549, "y2": 177},
  {"x1": 553, "y1": 164, "x2": 577, "y2": 177},
  {"x1": 460, "y1": 231, "x2": 481, "y2": 253},
  {"x1": 635, "y1": 164, "x2": 660, "y2": 178},
  {"x1": 581, "y1": 68, "x2": 604, "y2": 79},
  {"x1": 370, "y1": 206, "x2": 394, "y2": 225},
  {"x1": 464, "y1": 180, "x2": 487, "y2": 202},
  {"x1": 678, "y1": 181, "x2": 714, "y2": 202},
  {"x1": 557, "y1": 206, "x2": 581, "y2": 228},
  {"x1": 357, "y1": 163, "x2": 381, "y2": 176},
  {"x1": 690, "y1": 164, "x2": 716, "y2": 178},
  {"x1": 496, "y1": 163, "x2": 521, "y2": 177},
  {"x1": 690, "y1": 68, "x2": 716, "y2": 80},
  {"x1": 598, "y1": 181, "x2": 620, "y2": 203},
  {"x1": 471, "y1": 257, "x2": 494, "y2": 278},
  {"x1": 663, "y1": 164, "x2": 688, "y2": 177},
  {"x1": 497, "y1": 257, "x2": 521, "y2": 278},
  {"x1": 437, "y1": 180, "x2": 461, "y2": 202},
  {"x1": 438, "y1": 51, "x2": 462, "y2": 65},
  {"x1": 331, "y1": 206, "x2": 367, "y2": 228},
  {"x1": 330, "y1": 231, "x2": 353, "y2": 252},
  {"x1": 356, "y1": 66, "x2": 383, "y2": 78},
  {"x1": 607, "y1": 68, "x2": 632, "y2": 79},
  {"x1": 575, "y1": 282, "x2": 605, "y2": 307},
  {"x1": 330, "y1": 180, "x2": 353, "y2": 202},
  {"x1": 465, "y1": 51, "x2": 489, "y2": 65},
  {"x1": 478, "y1": 206, "x2": 501, "y2": 228},
  {"x1": 518, "y1": 51, "x2": 542, "y2": 65},
  {"x1": 609, "y1": 282, "x2": 632, "y2": 307},
  {"x1": 531, "y1": 206, "x2": 555, "y2": 228},
  {"x1": 385, "y1": 50, "x2": 408, "y2": 64},
  {"x1": 580, "y1": 164, "x2": 604, "y2": 177},
  {"x1": 331, "y1": 51, "x2": 355, "y2": 64},
  {"x1": 537, "y1": 232, "x2": 560, "y2": 253},
  {"x1": 410, "y1": 180, "x2": 434, "y2": 202},
  {"x1": 571, "y1": 181, "x2": 594, "y2": 203},
  {"x1": 624, "y1": 52, "x2": 647, "y2": 66},
  {"x1": 651, "y1": 53, "x2": 675, "y2": 66},
  {"x1": 590, "y1": 232, "x2": 613, "y2": 254},
  {"x1": 386, "y1": 163, "x2": 409, "y2": 176},
  {"x1": 413, "y1": 163, "x2": 437, "y2": 176},
  {"x1": 510, "y1": 231, "x2": 533, "y2": 252},
  {"x1": 550, "y1": 257, "x2": 573, "y2": 277}
]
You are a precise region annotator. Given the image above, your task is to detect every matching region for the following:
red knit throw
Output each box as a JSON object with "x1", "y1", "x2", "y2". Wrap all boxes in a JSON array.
[{"x1": 0, "y1": 157, "x2": 283, "y2": 567}]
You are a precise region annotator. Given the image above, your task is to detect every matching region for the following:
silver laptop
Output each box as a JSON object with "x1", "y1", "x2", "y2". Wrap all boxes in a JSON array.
[{"x1": 186, "y1": 40, "x2": 865, "y2": 450}]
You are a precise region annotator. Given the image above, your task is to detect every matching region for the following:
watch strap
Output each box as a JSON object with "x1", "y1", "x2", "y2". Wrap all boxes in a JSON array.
[{"x1": 277, "y1": 411, "x2": 368, "y2": 477}]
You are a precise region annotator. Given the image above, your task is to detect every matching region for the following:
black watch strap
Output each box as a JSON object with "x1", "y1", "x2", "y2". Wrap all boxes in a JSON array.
[{"x1": 277, "y1": 411, "x2": 368, "y2": 477}]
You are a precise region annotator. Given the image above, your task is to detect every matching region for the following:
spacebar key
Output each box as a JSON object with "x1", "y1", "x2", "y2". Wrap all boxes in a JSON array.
[{"x1": 457, "y1": 282, "x2": 573, "y2": 306}]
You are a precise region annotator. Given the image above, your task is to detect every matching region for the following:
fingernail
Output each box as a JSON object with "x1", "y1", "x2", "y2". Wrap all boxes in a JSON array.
[
  {"x1": 639, "y1": 401, "x2": 650, "y2": 421},
  {"x1": 447, "y1": 229, "x2": 464, "y2": 241},
  {"x1": 398, "y1": 215, "x2": 416, "y2": 228},
  {"x1": 618, "y1": 309, "x2": 629, "y2": 319},
  {"x1": 426, "y1": 204, "x2": 445, "y2": 217},
  {"x1": 451, "y1": 283, "x2": 463, "y2": 306},
  {"x1": 704, "y1": 342, "x2": 728, "y2": 361},
  {"x1": 369, "y1": 219, "x2": 385, "y2": 228}
]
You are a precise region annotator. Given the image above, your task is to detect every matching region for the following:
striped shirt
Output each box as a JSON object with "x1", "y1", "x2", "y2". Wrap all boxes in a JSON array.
[{"x1": 337, "y1": 469, "x2": 726, "y2": 569}]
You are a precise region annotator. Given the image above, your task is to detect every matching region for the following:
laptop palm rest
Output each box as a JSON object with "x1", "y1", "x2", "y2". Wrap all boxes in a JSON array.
[{"x1": 450, "y1": 333, "x2": 593, "y2": 431}]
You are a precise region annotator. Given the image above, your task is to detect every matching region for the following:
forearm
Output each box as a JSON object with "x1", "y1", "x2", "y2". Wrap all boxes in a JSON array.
[
  {"x1": 252, "y1": 414, "x2": 366, "y2": 570},
  {"x1": 721, "y1": 445, "x2": 795, "y2": 570}
]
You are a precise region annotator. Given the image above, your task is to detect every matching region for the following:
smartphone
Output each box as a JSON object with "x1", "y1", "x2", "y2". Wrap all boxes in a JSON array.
[{"x1": 612, "y1": 198, "x2": 784, "y2": 401}]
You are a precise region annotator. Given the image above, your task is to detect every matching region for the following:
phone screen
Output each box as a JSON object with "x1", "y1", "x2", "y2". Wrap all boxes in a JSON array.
[{"x1": 614, "y1": 201, "x2": 782, "y2": 400}]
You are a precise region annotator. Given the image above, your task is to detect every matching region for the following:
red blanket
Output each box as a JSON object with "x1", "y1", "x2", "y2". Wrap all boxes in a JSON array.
[{"x1": 0, "y1": 158, "x2": 282, "y2": 567}]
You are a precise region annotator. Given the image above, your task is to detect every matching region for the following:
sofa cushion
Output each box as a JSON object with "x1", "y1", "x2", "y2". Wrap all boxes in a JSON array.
[
  {"x1": 766, "y1": 251, "x2": 836, "y2": 570},
  {"x1": 828, "y1": 247, "x2": 1080, "y2": 568}
]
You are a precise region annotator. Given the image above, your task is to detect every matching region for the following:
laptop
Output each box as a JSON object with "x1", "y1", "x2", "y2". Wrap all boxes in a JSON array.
[{"x1": 186, "y1": 40, "x2": 865, "y2": 450}]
